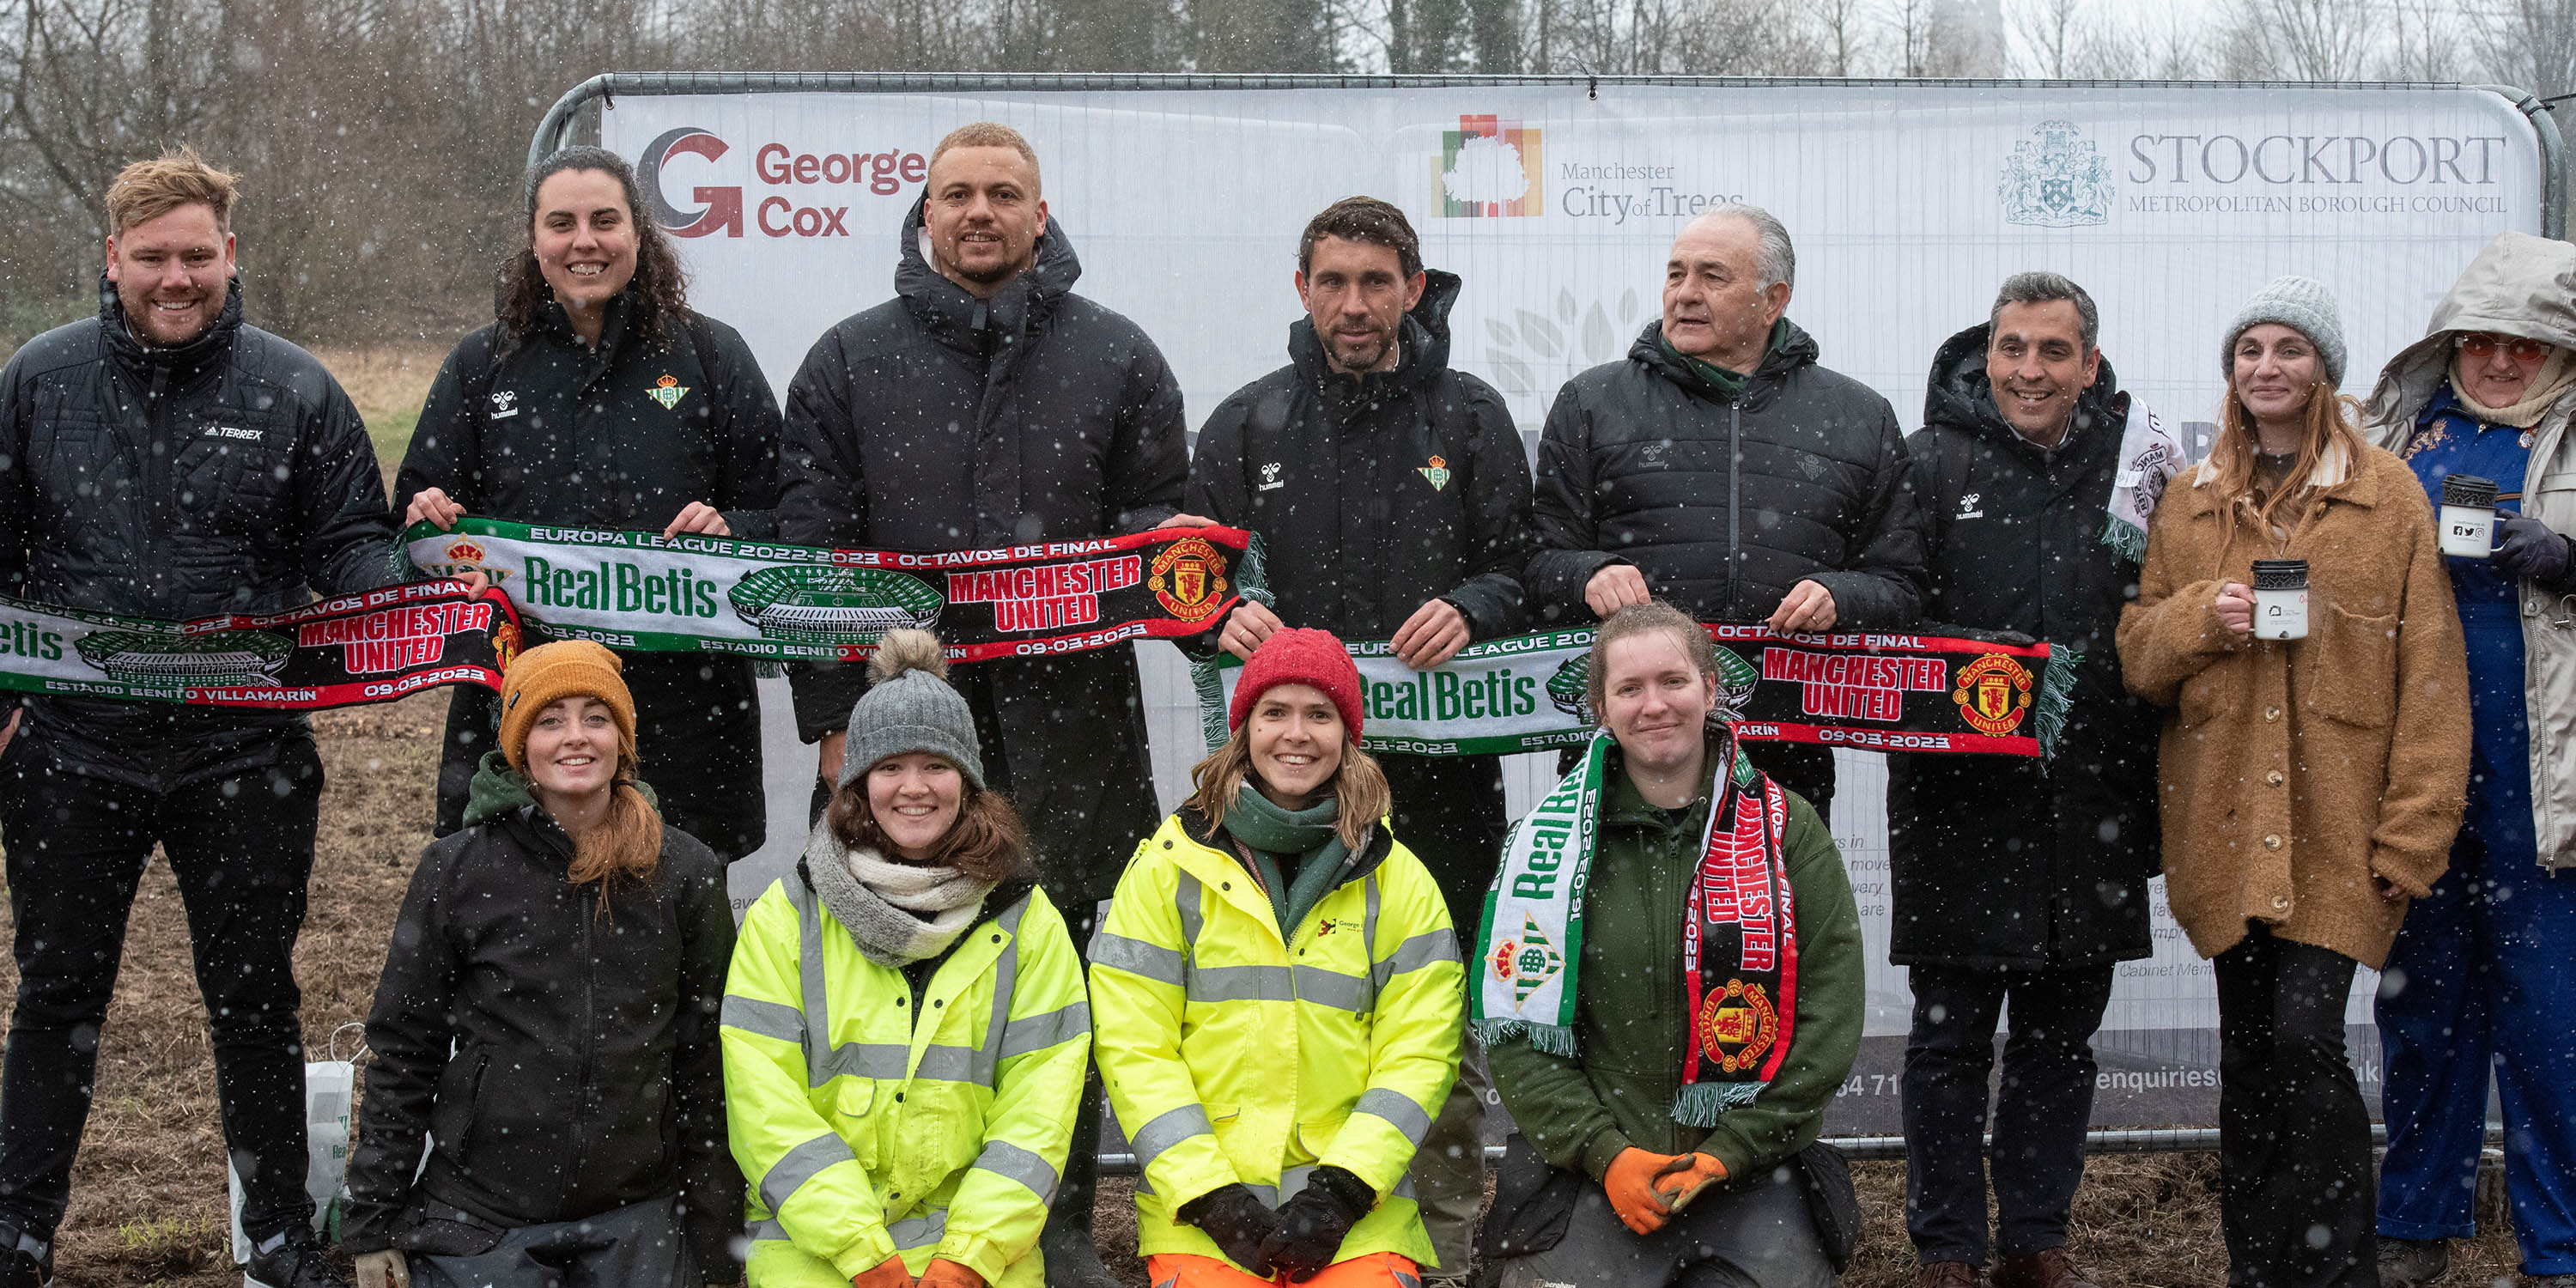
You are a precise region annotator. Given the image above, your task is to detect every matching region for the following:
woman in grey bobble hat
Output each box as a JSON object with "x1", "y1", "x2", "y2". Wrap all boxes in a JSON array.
[{"x1": 2120, "y1": 276, "x2": 2469, "y2": 1288}]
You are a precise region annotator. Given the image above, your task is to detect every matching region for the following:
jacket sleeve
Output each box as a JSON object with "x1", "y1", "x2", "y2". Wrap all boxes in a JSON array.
[
  {"x1": 1108, "y1": 334, "x2": 1188, "y2": 534},
  {"x1": 1440, "y1": 379, "x2": 1534, "y2": 641},
  {"x1": 1187, "y1": 395, "x2": 1252, "y2": 532},
  {"x1": 674, "y1": 854, "x2": 744, "y2": 1278},
  {"x1": 342, "y1": 843, "x2": 462, "y2": 1253},
  {"x1": 1801, "y1": 401, "x2": 1926, "y2": 629},
  {"x1": 722, "y1": 886, "x2": 897, "y2": 1279},
  {"x1": 1484, "y1": 999, "x2": 1635, "y2": 1182},
  {"x1": 1691, "y1": 794, "x2": 1862, "y2": 1177},
  {"x1": 2115, "y1": 490, "x2": 2235, "y2": 708},
  {"x1": 939, "y1": 892, "x2": 1093, "y2": 1285},
  {"x1": 1318, "y1": 853, "x2": 1464, "y2": 1197},
  {"x1": 703, "y1": 319, "x2": 785, "y2": 541},
  {"x1": 394, "y1": 334, "x2": 490, "y2": 520},
  {"x1": 293, "y1": 375, "x2": 399, "y2": 597},
  {"x1": 1526, "y1": 381, "x2": 1622, "y2": 625},
  {"x1": 778, "y1": 330, "x2": 871, "y2": 741},
  {"x1": 2366, "y1": 490, "x2": 2472, "y2": 898},
  {"x1": 0, "y1": 351, "x2": 31, "y2": 599},
  {"x1": 1089, "y1": 835, "x2": 1243, "y2": 1210}
]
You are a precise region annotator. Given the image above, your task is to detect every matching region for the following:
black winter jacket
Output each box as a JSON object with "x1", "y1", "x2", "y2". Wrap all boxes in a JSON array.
[
  {"x1": 397, "y1": 295, "x2": 784, "y2": 858},
  {"x1": 1886, "y1": 324, "x2": 2161, "y2": 970},
  {"x1": 0, "y1": 277, "x2": 394, "y2": 787},
  {"x1": 343, "y1": 759, "x2": 738, "y2": 1270},
  {"x1": 1527, "y1": 320, "x2": 1926, "y2": 629},
  {"x1": 779, "y1": 201, "x2": 1183, "y2": 910},
  {"x1": 1188, "y1": 270, "x2": 1534, "y2": 641}
]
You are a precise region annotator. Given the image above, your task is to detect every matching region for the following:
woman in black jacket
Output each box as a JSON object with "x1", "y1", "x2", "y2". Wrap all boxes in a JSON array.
[
  {"x1": 342, "y1": 641, "x2": 738, "y2": 1288},
  {"x1": 398, "y1": 145, "x2": 784, "y2": 860}
]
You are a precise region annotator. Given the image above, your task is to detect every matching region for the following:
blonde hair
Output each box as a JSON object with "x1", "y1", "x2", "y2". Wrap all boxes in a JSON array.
[
  {"x1": 929, "y1": 122, "x2": 1040, "y2": 187},
  {"x1": 105, "y1": 147, "x2": 240, "y2": 235},
  {"x1": 1186, "y1": 726, "x2": 1391, "y2": 853},
  {"x1": 566, "y1": 744, "x2": 664, "y2": 913},
  {"x1": 2206, "y1": 377, "x2": 2366, "y2": 537}
]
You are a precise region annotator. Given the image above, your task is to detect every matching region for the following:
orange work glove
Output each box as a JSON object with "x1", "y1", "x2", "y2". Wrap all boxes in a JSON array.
[
  {"x1": 915, "y1": 1259, "x2": 986, "y2": 1288},
  {"x1": 851, "y1": 1254, "x2": 912, "y2": 1288},
  {"x1": 1603, "y1": 1147, "x2": 1688, "y2": 1235},
  {"x1": 1655, "y1": 1152, "x2": 1728, "y2": 1214}
]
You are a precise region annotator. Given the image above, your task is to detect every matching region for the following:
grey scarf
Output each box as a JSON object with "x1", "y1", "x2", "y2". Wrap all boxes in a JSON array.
[{"x1": 804, "y1": 819, "x2": 996, "y2": 967}]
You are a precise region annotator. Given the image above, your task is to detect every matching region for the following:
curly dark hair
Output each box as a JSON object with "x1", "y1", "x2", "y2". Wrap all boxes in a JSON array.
[{"x1": 497, "y1": 146, "x2": 690, "y2": 341}]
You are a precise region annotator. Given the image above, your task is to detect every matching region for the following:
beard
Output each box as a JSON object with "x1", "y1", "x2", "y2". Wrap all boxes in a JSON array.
[{"x1": 1327, "y1": 326, "x2": 1398, "y2": 373}]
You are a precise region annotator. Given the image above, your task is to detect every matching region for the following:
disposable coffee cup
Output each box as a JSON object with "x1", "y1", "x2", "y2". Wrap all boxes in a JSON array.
[
  {"x1": 2251, "y1": 559, "x2": 2309, "y2": 641},
  {"x1": 2439, "y1": 475, "x2": 2499, "y2": 559}
]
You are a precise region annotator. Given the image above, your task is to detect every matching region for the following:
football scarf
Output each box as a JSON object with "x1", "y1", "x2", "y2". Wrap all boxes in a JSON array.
[
  {"x1": 2102, "y1": 397, "x2": 2184, "y2": 563},
  {"x1": 1473, "y1": 726, "x2": 1798, "y2": 1126}
]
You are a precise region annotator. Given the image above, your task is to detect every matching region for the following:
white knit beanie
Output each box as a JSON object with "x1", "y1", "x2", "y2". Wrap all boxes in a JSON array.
[{"x1": 2223, "y1": 275, "x2": 2347, "y2": 387}]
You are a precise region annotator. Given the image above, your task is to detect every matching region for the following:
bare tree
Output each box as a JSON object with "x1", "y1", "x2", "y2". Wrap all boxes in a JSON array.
[
  {"x1": 2470, "y1": 0, "x2": 2576, "y2": 101},
  {"x1": 2218, "y1": 0, "x2": 2382, "y2": 79}
]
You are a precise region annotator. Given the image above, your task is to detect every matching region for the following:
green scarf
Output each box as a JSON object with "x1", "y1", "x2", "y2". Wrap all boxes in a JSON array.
[
  {"x1": 1657, "y1": 318, "x2": 1787, "y2": 400},
  {"x1": 1223, "y1": 785, "x2": 1354, "y2": 939}
]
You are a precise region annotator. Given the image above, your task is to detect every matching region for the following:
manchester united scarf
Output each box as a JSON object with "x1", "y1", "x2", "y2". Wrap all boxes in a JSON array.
[
  {"x1": 0, "y1": 582, "x2": 520, "y2": 710},
  {"x1": 405, "y1": 518, "x2": 1261, "y2": 663},
  {"x1": 1473, "y1": 726, "x2": 1799, "y2": 1125}
]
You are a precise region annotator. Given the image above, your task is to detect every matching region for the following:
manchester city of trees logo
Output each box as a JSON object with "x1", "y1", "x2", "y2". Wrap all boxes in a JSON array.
[{"x1": 2000, "y1": 120, "x2": 2115, "y2": 228}]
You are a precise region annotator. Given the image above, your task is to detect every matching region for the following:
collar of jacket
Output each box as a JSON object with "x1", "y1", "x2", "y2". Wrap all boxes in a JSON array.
[
  {"x1": 529, "y1": 289, "x2": 639, "y2": 357},
  {"x1": 1631, "y1": 316, "x2": 1817, "y2": 410},
  {"x1": 1286, "y1": 268, "x2": 1463, "y2": 417},
  {"x1": 793, "y1": 854, "x2": 1039, "y2": 939},
  {"x1": 1923, "y1": 320, "x2": 2129, "y2": 456},
  {"x1": 893, "y1": 192, "x2": 1081, "y2": 361},
  {"x1": 2182, "y1": 437, "x2": 2380, "y2": 511},
  {"x1": 459, "y1": 748, "x2": 660, "y2": 835},
  {"x1": 1176, "y1": 799, "x2": 1395, "y2": 886},
  {"x1": 97, "y1": 271, "x2": 242, "y2": 381}
]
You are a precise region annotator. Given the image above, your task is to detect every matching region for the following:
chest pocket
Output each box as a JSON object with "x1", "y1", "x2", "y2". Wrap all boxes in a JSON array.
[{"x1": 1173, "y1": 867, "x2": 1385, "y2": 1018}]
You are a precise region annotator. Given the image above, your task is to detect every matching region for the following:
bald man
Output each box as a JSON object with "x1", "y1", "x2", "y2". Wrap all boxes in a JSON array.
[{"x1": 1525, "y1": 205, "x2": 1926, "y2": 817}]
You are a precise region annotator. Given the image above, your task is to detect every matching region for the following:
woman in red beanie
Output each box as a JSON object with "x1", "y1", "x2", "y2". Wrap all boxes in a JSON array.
[{"x1": 1090, "y1": 629, "x2": 1465, "y2": 1287}]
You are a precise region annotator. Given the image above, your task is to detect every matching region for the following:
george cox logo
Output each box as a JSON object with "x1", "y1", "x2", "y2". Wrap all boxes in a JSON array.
[
  {"x1": 640, "y1": 127, "x2": 741, "y2": 239},
  {"x1": 1438, "y1": 114, "x2": 1543, "y2": 217},
  {"x1": 638, "y1": 126, "x2": 930, "y2": 240},
  {"x1": 2000, "y1": 120, "x2": 2116, "y2": 228}
]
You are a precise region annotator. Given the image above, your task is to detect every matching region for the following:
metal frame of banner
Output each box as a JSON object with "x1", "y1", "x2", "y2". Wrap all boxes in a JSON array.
[{"x1": 528, "y1": 70, "x2": 2567, "y2": 238}]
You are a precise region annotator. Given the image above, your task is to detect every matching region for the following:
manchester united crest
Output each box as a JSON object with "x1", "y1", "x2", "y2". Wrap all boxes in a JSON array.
[
  {"x1": 1952, "y1": 652, "x2": 2034, "y2": 736},
  {"x1": 489, "y1": 617, "x2": 523, "y2": 673},
  {"x1": 1697, "y1": 978, "x2": 1779, "y2": 1073},
  {"x1": 1148, "y1": 538, "x2": 1229, "y2": 623}
]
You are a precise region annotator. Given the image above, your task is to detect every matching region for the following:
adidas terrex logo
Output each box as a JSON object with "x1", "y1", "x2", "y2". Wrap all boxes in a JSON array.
[{"x1": 205, "y1": 426, "x2": 262, "y2": 441}]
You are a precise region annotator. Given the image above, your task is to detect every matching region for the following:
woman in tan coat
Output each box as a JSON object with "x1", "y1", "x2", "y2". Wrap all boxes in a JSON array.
[{"x1": 2117, "y1": 276, "x2": 2470, "y2": 1288}]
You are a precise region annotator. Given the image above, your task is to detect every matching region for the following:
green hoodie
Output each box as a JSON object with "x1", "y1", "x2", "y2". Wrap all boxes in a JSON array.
[
  {"x1": 461, "y1": 750, "x2": 658, "y2": 829},
  {"x1": 1484, "y1": 735, "x2": 1863, "y2": 1182}
]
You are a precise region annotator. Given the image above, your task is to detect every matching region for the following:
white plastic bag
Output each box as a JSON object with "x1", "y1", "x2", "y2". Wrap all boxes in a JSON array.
[{"x1": 228, "y1": 1025, "x2": 361, "y2": 1262}]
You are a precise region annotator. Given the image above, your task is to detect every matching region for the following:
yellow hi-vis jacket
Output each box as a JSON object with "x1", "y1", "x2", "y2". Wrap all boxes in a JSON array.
[
  {"x1": 723, "y1": 871, "x2": 1089, "y2": 1287},
  {"x1": 1090, "y1": 807, "x2": 1464, "y2": 1271}
]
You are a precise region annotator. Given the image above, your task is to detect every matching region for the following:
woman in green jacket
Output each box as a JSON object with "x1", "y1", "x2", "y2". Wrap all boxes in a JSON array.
[
  {"x1": 722, "y1": 630, "x2": 1091, "y2": 1288},
  {"x1": 1478, "y1": 601, "x2": 1864, "y2": 1288}
]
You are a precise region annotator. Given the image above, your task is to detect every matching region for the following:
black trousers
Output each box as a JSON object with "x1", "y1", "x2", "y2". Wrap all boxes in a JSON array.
[
  {"x1": 2213, "y1": 925, "x2": 2375, "y2": 1288},
  {"x1": 1900, "y1": 962, "x2": 2116, "y2": 1265},
  {"x1": 0, "y1": 738, "x2": 323, "y2": 1241}
]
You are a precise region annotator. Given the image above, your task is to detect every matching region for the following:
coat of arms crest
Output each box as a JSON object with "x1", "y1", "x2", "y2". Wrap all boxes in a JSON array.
[{"x1": 2000, "y1": 120, "x2": 2114, "y2": 228}]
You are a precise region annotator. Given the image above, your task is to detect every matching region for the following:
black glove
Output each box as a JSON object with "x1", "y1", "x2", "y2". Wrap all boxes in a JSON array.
[
  {"x1": 1177, "y1": 1183, "x2": 1279, "y2": 1277},
  {"x1": 1260, "y1": 1166, "x2": 1375, "y2": 1282},
  {"x1": 2493, "y1": 513, "x2": 2575, "y2": 586}
]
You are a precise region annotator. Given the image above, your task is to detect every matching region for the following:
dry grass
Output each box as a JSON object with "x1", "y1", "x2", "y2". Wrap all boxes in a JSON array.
[{"x1": 307, "y1": 342, "x2": 447, "y2": 482}]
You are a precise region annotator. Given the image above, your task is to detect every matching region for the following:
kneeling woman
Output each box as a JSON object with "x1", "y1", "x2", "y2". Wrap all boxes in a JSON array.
[
  {"x1": 724, "y1": 630, "x2": 1090, "y2": 1288},
  {"x1": 343, "y1": 641, "x2": 739, "y2": 1287},
  {"x1": 1478, "y1": 603, "x2": 1863, "y2": 1288},
  {"x1": 1091, "y1": 629, "x2": 1463, "y2": 1286}
]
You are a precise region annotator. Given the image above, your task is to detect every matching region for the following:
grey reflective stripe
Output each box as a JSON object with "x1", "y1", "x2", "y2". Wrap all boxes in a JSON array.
[
  {"x1": 971, "y1": 1139, "x2": 1061, "y2": 1202},
  {"x1": 1291, "y1": 965, "x2": 1370, "y2": 1013},
  {"x1": 1089, "y1": 933, "x2": 1184, "y2": 986},
  {"x1": 889, "y1": 1209, "x2": 949, "y2": 1251},
  {"x1": 721, "y1": 994, "x2": 805, "y2": 1043},
  {"x1": 1371, "y1": 930, "x2": 1463, "y2": 989},
  {"x1": 1363, "y1": 873, "x2": 1382, "y2": 993},
  {"x1": 975, "y1": 894, "x2": 1032, "y2": 1088},
  {"x1": 748, "y1": 1218, "x2": 787, "y2": 1242},
  {"x1": 1190, "y1": 963, "x2": 1294, "y2": 1003},
  {"x1": 806, "y1": 1041, "x2": 981, "y2": 1084},
  {"x1": 1128, "y1": 1103, "x2": 1216, "y2": 1170},
  {"x1": 999, "y1": 1002, "x2": 1091, "y2": 1059},
  {"x1": 1245, "y1": 1181, "x2": 1282, "y2": 1208},
  {"x1": 1176, "y1": 872, "x2": 1206, "y2": 950},
  {"x1": 1352, "y1": 1086, "x2": 1433, "y2": 1145},
  {"x1": 1393, "y1": 1175, "x2": 1419, "y2": 1202},
  {"x1": 759, "y1": 1131, "x2": 854, "y2": 1212},
  {"x1": 786, "y1": 877, "x2": 831, "y2": 1087}
]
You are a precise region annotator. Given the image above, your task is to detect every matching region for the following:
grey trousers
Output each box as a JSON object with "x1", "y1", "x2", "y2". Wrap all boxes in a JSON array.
[
  {"x1": 406, "y1": 1195, "x2": 699, "y2": 1288},
  {"x1": 1494, "y1": 1160, "x2": 1837, "y2": 1288},
  {"x1": 1410, "y1": 1026, "x2": 1492, "y2": 1276}
]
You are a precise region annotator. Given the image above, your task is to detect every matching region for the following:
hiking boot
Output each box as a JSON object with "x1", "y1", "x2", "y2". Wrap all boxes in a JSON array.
[
  {"x1": 244, "y1": 1225, "x2": 350, "y2": 1288},
  {"x1": 0, "y1": 1222, "x2": 50, "y2": 1288},
  {"x1": 1918, "y1": 1261, "x2": 1984, "y2": 1288},
  {"x1": 2378, "y1": 1237, "x2": 2450, "y2": 1288},
  {"x1": 1038, "y1": 1203, "x2": 1121, "y2": 1288},
  {"x1": 1996, "y1": 1249, "x2": 2099, "y2": 1288}
]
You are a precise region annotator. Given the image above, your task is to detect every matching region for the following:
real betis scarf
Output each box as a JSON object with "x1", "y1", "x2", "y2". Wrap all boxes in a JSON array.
[{"x1": 1473, "y1": 726, "x2": 1799, "y2": 1126}]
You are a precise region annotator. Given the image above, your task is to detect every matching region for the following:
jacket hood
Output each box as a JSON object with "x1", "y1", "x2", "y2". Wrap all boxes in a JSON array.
[
  {"x1": 893, "y1": 192, "x2": 1083, "y2": 354},
  {"x1": 1923, "y1": 321, "x2": 2126, "y2": 448},
  {"x1": 2364, "y1": 231, "x2": 2576, "y2": 443},
  {"x1": 1286, "y1": 267, "x2": 1462, "y2": 402},
  {"x1": 461, "y1": 749, "x2": 658, "y2": 830},
  {"x1": 97, "y1": 271, "x2": 243, "y2": 374},
  {"x1": 1631, "y1": 316, "x2": 1819, "y2": 408}
]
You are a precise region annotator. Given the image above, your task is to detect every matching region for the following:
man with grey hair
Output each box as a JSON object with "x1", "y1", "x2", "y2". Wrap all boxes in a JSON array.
[
  {"x1": 1528, "y1": 204, "x2": 1926, "y2": 817},
  {"x1": 1886, "y1": 272, "x2": 2175, "y2": 1288}
]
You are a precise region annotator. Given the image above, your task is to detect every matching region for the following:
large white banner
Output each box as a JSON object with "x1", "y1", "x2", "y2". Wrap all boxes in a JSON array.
[{"x1": 602, "y1": 82, "x2": 2543, "y2": 1131}]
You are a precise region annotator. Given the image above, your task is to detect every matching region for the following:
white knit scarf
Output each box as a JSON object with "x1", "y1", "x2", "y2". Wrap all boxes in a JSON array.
[{"x1": 804, "y1": 819, "x2": 995, "y2": 967}]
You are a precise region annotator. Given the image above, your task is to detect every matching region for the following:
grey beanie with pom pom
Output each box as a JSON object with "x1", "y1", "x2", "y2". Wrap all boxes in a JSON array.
[{"x1": 839, "y1": 629, "x2": 985, "y2": 791}]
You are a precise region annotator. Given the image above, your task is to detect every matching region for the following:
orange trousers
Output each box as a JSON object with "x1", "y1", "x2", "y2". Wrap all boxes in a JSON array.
[{"x1": 1144, "y1": 1251, "x2": 1423, "y2": 1288}]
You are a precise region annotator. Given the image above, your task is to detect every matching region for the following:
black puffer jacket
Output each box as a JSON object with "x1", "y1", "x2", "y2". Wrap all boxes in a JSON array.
[
  {"x1": 1886, "y1": 324, "x2": 2161, "y2": 970},
  {"x1": 398, "y1": 295, "x2": 783, "y2": 858},
  {"x1": 343, "y1": 757, "x2": 737, "y2": 1270},
  {"x1": 0, "y1": 277, "x2": 394, "y2": 786},
  {"x1": 1526, "y1": 320, "x2": 1926, "y2": 629},
  {"x1": 779, "y1": 200, "x2": 1184, "y2": 914}
]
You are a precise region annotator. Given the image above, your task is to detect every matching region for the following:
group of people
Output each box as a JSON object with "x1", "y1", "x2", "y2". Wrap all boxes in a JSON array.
[{"x1": 0, "y1": 119, "x2": 2567, "y2": 1288}]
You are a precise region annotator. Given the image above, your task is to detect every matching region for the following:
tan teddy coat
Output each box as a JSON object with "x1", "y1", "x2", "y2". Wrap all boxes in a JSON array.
[{"x1": 2116, "y1": 441, "x2": 2470, "y2": 969}]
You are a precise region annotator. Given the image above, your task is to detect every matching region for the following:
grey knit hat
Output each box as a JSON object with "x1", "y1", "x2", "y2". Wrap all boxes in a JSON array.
[
  {"x1": 838, "y1": 629, "x2": 985, "y2": 791},
  {"x1": 2223, "y1": 275, "x2": 2347, "y2": 387}
]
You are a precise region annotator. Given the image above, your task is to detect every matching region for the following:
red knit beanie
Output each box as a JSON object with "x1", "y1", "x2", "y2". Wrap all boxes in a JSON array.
[{"x1": 1229, "y1": 628, "x2": 1364, "y2": 741}]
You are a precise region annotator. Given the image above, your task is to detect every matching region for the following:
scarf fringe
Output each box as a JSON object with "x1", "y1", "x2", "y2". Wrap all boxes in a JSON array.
[
  {"x1": 1672, "y1": 1080, "x2": 1761, "y2": 1127},
  {"x1": 1473, "y1": 1018, "x2": 1580, "y2": 1059},
  {"x1": 2098, "y1": 512, "x2": 2148, "y2": 563},
  {"x1": 2033, "y1": 645, "x2": 2082, "y2": 762}
]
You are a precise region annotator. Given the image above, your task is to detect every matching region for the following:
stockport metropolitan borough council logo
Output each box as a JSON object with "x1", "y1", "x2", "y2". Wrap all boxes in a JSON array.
[
  {"x1": 1437, "y1": 115, "x2": 1543, "y2": 218},
  {"x1": 1999, "y1": 120, "x2": 2114, "y2": 228}
]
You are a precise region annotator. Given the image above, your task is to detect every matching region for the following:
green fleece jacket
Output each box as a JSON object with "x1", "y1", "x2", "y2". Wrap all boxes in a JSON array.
[{"x1": 1485, "y1": 744, "x2": 1863, "y2": 1183}]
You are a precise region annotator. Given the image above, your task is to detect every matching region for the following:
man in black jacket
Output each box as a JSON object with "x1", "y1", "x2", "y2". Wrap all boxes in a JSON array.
[
  {"x1": 0, "y1": 151, "x2": 392, "y2": 1288},
  {"x1": 1184, "y1": 196, "x2": 1532, "y2": 1282},
  {"x1": 1528, "y1": 205, "x2": 1924, "y2": 817},
  {"x1": 1890, "y1": 274, "x2": 2163, "y2": 1288},
  {"x1": 776, "y1": 122, "x2": 1182, "y2": 1288}
]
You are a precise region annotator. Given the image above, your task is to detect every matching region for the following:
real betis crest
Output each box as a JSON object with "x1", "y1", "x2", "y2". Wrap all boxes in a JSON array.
[
  {"x1": 1417, "y1": 454, "x2": 1451, "y2": 491},
  {"x1": 1486, "y1": 914, "x2": 1565, "y2": 1005},
  {"x1": 647, "y1": 374, "x2": 690, "y2": 410}
]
